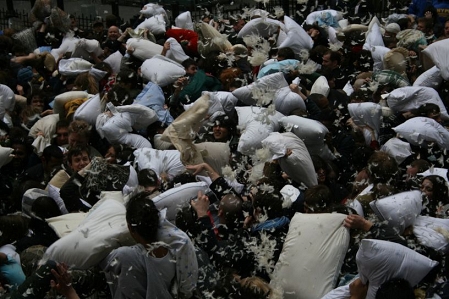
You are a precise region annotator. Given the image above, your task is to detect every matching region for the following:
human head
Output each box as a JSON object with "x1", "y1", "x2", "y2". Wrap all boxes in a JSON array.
[
  {"x1": 406, "y1": 159, "x2": 430, "y2": 181},
  {"x1": 126, "y1": 192, "x2": 160, "y2": 243},
  {"x1": 417, "y1": 17, "x2": 433, "y2": 35},
  {"x1": 92, "y1": 21, "x2": 104, "y2": 33},
  {"x1": 277, "y1": 47, "x2": 295, "y2": 61},
  {"x1": 218, "y1": 194, "x2": 244, "y2": 229},
  {"x1": 444, "y1": 19, "x2": 449, "y2": 38},
  {"x1": 42, "y1": 145, "x2": 63, "y2": 175},
  {"x1": 322, "y1": 50, "x2": 341, "y2": 71},
  {"x1": 375, "y1": 278, "x2": 415, "y2": 299},
  {"x1": 27, "y1": 90, "x2": 45, "y2": 112},
  {"x1": 107, "y1": 26, "x2": 120, "y2": 40},
  {"x1": 252, "y1": 190, "x2": 283, "y2": 220},
  {"x1": 304, "y1": 185, "x2": 332, "y2": 213},
  {"x1": 232, "y1": 17, "x2": 246, "y2": 33},
  {"x1": 54, "y1": 119, "x2": 70, "y2": 146},
  {"x1": 384, "y1": 23, "x2": 401, "y2": 38},
  {"x1": 67, "y1": 146, "x2": 90, "y2": 172},
  {"x1": 0, "y1": 215, "x2": 29, "y2": 247},
  {"x1": 212, "y1": 115, "x2": 236, "y2": 142},
  {"x1": 68, "y1": 120, "x2": 91, "y2": 149},
  {"x1": 32, "y1": 196, "x2": 62, "y2": 220},
  {"x1": 182, "y1": 58, "x2": 198, "y2": 76},
  {"x1": 116, "y1": 69, "x2": 138, "y2": 89},
  {"x1": 137, "y1": 168, "x2": 160, "y2": 192},
  {"x1": 73, "y1": 72, "x2": 99, "y2": 94},
  {"x1": 421, "y1": 175, "x2": 449, "y2": 201},
  {"x1": 418, "y1": 103, "x2": 441, "y2": 123},
  {"x1": 105, "y1": 144, "x2": 134, "y2": 165},
  {"x1": 106, "y1": 85, "x2": 132, "y2": 107},
  {"x1": 367, "y1": 151, "x2": 399, "y2": 185},
  {"x1": 238, "y1": 276, "x2": 272, "y2": 299}
]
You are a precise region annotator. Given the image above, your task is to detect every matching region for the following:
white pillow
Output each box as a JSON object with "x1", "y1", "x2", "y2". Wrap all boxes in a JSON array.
[
  {"x1": 58, "y1": 58, "x2": 92, "y2": 77},
  {"x1": 44, "y1": 197, "x2": 135, "y2": 269},
  {"x1": 175, "y1": 11, "x2": 193, "y2": 30},
  {"x1": 369, "y1": 190, "x2": 422, "y2": 234},
  {"x1": 393, "y1": 117, "x2": 449, "y2": 150},
  {"x1": 413, "y1": 215, "x2": 449, "y2": 253},
  {"x1": 280, "y1": 115, "x2": 335, "y2": 160},
  {"x1": 274, "y1": 86, "x2": 306, "y2": 115},
  {"x1": 310, "y1": 76, "x2": 330, "y2": 97},
  {"x1": 413, "y1": 66, "x2": 443, "y2": 88},
  {"x1": 71, "y1": 38, "x2": 103, "y2": 61},
  {"x1": 141, "y1": 54, "x2": 186, "y2": 87},
  {"x1": 421, "y1": 38, "x2": 449, "y2": 80},
  {"x1": 135, "y1": 14, "x2": 166, "y2": 35},
  {"x1": 54, "y1": 91, "x2": 88, "y2": 116},
  {"x1": 134, "y1": 148, "x2": 186, "y2": 181},
  {"x1": 369, "y1": 45, "x2": 391, "y2": 72},
  {"x1": 380, "y1": 137, "x2": 413, "y2": 165},
  {"x1": 276, "y1": 15, "x2": 313, "y2": 54},
  {"x1": 74, "y1": 94, "x2": 102, "y2": 126},
  {"x1": 348, "y1": 102, "x2": 382, "y2": 138},
  {"x1": 237, "y1": 17, "x2": 284, "y2": 38},
  {"x1": 47, "y1": 183, "x2": 69, "y2": 215},
  {"x1": 0, "y1": 146, "x2": 14, "y2": 169},
  {"x1": 198, "y1": 22, "x2": 232, "y2": 53},
  {"x1": 127, "y1": 38, "x2": 163, "y2": 61},
  {"x1": 195, "y1": 142, "x2": 230, "y2": 176},
  {"x1": 236, "y1": 106, "x2": 284, "y2": 156},
  {"x1": 364, "y1": 17, "x2": 384, "y2": 48},
  {"x1": 357, "y1": 239, "x2": 439, "y2": 299},
  {"x1": 46, "y1": 212, "x2": 86, "y2": 238},
  {"x1": 103, "y1": 50, "x2": 123, "y2": 74},
  {"x1": 386, "y1": 86, "x2": 449, "y2": 120},
  {"x1": 305, "y1": 10, "x2": 343, "y2": 25},
  {"x1": 0, "y1": 84, "x2": 15, "y2": 114},
  {"x1": 165, "y1": 37, "x2": 190, "y2": 64},
  {"x1": 50, "y1": 35, "x2": 78, "y2": 61},
  {"x1": 208, "y1": 91, "x2": 238, "y2": 117},
  {"x1": 140, "y1": 3, "x2": 166, "y2": 17},
  {"x1": 419, "y1": 168, "x2": 448, "y2": 182},
  {"x1": 152, "y1": 182, "x2": 210, "y2": 222},
  {"x1": 271, "y1": 213, "x2": 350, "y2": 299},
  {"x1": 232, "y1": 72, "x2": 288, "y2": 106},
  {"x1": 262, "y1": 132, "x2": 317, "y2": 188}
]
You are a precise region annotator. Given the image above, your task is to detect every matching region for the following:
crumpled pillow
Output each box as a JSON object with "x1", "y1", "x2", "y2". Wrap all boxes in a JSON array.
[
  {"x1": 413, "y1": 216, "x2": 449, "y2": 253},
  {"x1": 357, "y1": 239, "x2": 438, "y2": 299},
  {"x1": 74, "y1": 94, "x2": 102, "y2": 126},
  {"x1": 126, "y1": 38, "x2": 163, "y2": 61},
  {"x1": 175, "y1": 11, "x2": 194, "y2": 30},
  {"x1": 103, "y1": 51, "x2": 123, "y2": 75},
  {"x1": 58, "y1": 58, "x2": 92, "y2": 77},
  {"x1": 28, "y1": 114, "x2": 60, "y2": 155},
  {"x1": 276, "y1": 16, "x2": 313, "y2": 55},
  {"x1": 380, "y1": 137, "x2": 413, "y2": 165},
  {"x1": 53, "y1": 91, "x2": 88, "y2": 118},
  {"x1": 135, "y1": 14, "x2": 166, "y2": 35},
  {"x1": 198, "y1": 22, "x2": 233, "y2": 56},
  {"x1": 393, "y1": 117, "x2": 449, "y2": 150},
  {"x1": 383, "y1": 47, "x2": 409, "y2": 75},
  {"x1": 310, "y1": 76, "x2": 330, "y2": 97},
  {"x1": 140, "y1": 3, "x2": 166, "y2": 17},
  {"x1": 386, "y1": 86, "x2": 449, "y2": 120},
  {"x1": 0, "y1": 84, "x2": 15, "y2": 120},
  {"x1": 71, "y1": 38, "x2": 103, "y2": 61},
  {"x1": 50, "y1": 35, "x2": 79, "y2": 61},
  {"x1": 237, "y1": 17, "x2": 284, "y2": 38},
  {"x1": 165, "y1": 37, "x2": 190, "y2": 64},
  {"x1": 133, "y1": 148, "x2": 186, "y2": 181},
  {"x1": 364, "y1": 17, "x2": 385, "y2": 48},
  {"x1": 140, "y1": 55, "x2": 186, "y2": 87},
  {"x1": 418, "y1": 168, "x2": 448, "y2": 182},
  {"x1": 368, "y1": 45, "x2": 391, "y2": 72},
  {"x1": 421, "y1": 38, "x2": 449, "y2": 80},
  {"x1": 274, "y1": 86, "x2": 306, "y2": 115},
  {"x1": 413, "y1": 66, "x2": 443, "y2": 88}
]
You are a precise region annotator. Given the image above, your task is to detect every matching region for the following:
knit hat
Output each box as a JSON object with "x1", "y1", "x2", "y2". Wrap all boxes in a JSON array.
[
  {"x1": 385, "y1": 23, "x2": 401, "y2": 34},
  {"x1": 17, "y1": 66, "x2": 33, "y2": 84}
]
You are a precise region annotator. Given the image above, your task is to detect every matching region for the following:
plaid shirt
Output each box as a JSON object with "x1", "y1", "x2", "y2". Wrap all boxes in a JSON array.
[{"x1": 372, "y1": 70, "x2": 410, "y2": 89}]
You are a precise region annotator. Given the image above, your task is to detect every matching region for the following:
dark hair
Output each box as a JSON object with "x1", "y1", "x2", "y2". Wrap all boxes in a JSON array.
[
  {"x1": 367, "y1": 151, "x2": 399, "y2": 184},
  {"x1": 423, "y1": 175, "x2": 449, "y2": 201},
  {"x1": 116, "y1": 69, "x2": 138, "y2": 88},
  {"x1": 106, "y1": 85, "x2": 132, "y2": 106},
  {"x1": 418, "y1": 17, "x2": 434, "y2": 31},
  {"x1": 375, "y1": 278, "x2": 415, "y2": 299},
  {"x1": 0, "y1": 215, "x2": 29, "y2": 246},
  {"x1": 277, "y1": 47, "x2": 295, "y2": 60},
  {"x1": 304, "y1": 185, "x2": 332, "y2": 213},
  {"x1": 110, "y1": 144, "x2": 134, "y2": 165},
  {"x1": 397, "y1": 18, "x2": 411, "y2": 30},
  {"x1": 56, "y1": 119, "x2": 70, "y2": 131},
  {"x1": 42, "y1": 144, "x2": 64, "y2": 161},
  {"x1": 138, "y1": 168, "x2": 159, "y2": 188},
  {"x1": 67, "y1": 146, "x2": 90, "y2": 164},
  {"x1": 182, "y1": 58, "x2": 197, "y2": 69},
  {"x1": 417, "y1": 103, "x2": 440, "y2": 118},
  {"x1": 27, "y1": 90, "x2": 45, "y2": 106},
  {"x1": 126, "y1": 192, "x2": 160, "y2": 242},
  {"x1": 324, "y1": 50, "x2": 342, "y2": 65},
  {"x1": 253, "y1": 191, "x2": 283, "y2": 219},
  {"x1": 32, "y1": 196, "x2": 62, "y2": 219}
]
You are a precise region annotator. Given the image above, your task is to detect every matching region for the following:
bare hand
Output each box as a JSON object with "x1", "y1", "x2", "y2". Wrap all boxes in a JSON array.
[
  {"x1": 186, "y1": 163, "x2": 205, "y2": 175},
  {"x1": 190, "y1": 191, "x2": 210, "y2": 218},
  {"x1": 50, "y1": 263, "x2": 79, "y2": 298},
  {"x1": 349, "y1": 278, "x2": 368, "y2": 299},
  {"x1": 343, "y1": 214, "x2": 372, "y2": 231}
]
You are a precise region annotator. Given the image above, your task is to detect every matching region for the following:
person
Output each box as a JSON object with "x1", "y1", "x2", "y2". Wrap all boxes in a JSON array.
[
  {"x1": 67, "y1": 119, "x2": 102, "y2": 157},
  {"x1": 100, "y1": 192, "x2": 176, "y2": 298},
  {"x1": 101, "y1": 25, "x2": 127, "y2": 57},
  {"x1": 421, "y1": 174, "x2": 449, "y2": 218},
  {"x1": 23, "y1": 144, "x2": 63, "y2": 187},
  {"x1": 52, "y1": 119, "x2": 70, "y2": 148},
  {"x1": 321, "y1": 50, "x2": 346, "y2": 89}
]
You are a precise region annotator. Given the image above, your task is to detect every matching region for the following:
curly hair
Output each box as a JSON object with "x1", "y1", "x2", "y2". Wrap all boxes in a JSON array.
[{"x1": 126, "y1": 192, "x2": 160, "y2": 243}]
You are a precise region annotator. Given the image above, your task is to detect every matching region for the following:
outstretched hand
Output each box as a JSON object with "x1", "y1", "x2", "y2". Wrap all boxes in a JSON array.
[{"x1": 50, "y1": 263, "x2": 79, "y2": 299}]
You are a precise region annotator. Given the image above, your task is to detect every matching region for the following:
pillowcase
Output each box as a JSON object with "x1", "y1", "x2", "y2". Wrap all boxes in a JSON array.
[
  {"x1": 272, "y1": 213, "x2": 350, "y2": 299},
  {"x1": 261, "y1": 132, "x2": 317, "y2": 188},
  {"x1": 413, "y1": 66, "x2": 443, "y2": 89},
  {"x1": 413, "y1": 215, "x2": 449, "y2": 253},
  {"x1": 58, "y1": 58, "x2": 92, "y2": 77},
  {"x1": 152, "y1": 182, "x2": 210, "y2": 222},
  {"x1": 419, "y1": 168, "x2": 448, "y2": 182},
  {"x1": 71, "y1": 38, "x2": 103, "y2": 61},
  {"x1": 369, "y1": 190, "x2": 422, "y2": 234},
  {"x1": 310, "y1": 76, "x2": 330, "y2": 97},
  {"x1": 421, "y1": 38, "x2": 449, "y2": 80},
  {"x1": 74, "y1": 94, "x2": 102, "y2": 126},
  {"x1": 135, "y1": 14, "x2": 166, "y2": 35},
  {"x1": 175, "y1": 11, "x2": 194, "y2": 30},
  {"x1": 140, "y1": 55, "x2": 186, "y2": 87},
  {"x1": 195, "y1": 142, "x2": 230, "y2": 176},
  {"x1": 274, "y1": 86, "x2": 306, "y2": 116},
  {"x1": 140, "y1": 3, "x2": 166, "y2": 17},
  {"x1": 386, "y1": 86, "x2": 449, "y2": 120},
  {"x1": 380, "y1": 137, "x2": 413, "y2": 165},
  {"x1": 276, "y1": 16, "x2": 313, "y2": 54},
  {"x1": 126, "y1": 38, "x2": 163, "y2": 61},
  {"x1": 357, "y1": 239, "x2": 439, "y2": 299},
  {"x1": 50, "y1": 35, "x2": 78, "y2": 61},
  {"x1": 133, "y1": 148, "x2": 186, "y2": 181},
  {"x1": 236, "y1": 106, "x2": 284, "y2": 156},
  {"x1": 237, "y1": 17, "x2": 284, "y2": 38},
  {"x1": 46, "y1": 212, "x2": 86, "y2": 238},
  {"x1": 279, "y1": 115, "x2": 334, "y2": 161},
  {"x1": 0, "y1": 84, "x2": 15, "y2": 113},
  {"x1": 348, "y1": 102, "x2": 382, "y2": 138},
  {"x1": 305, "y1": 10, "x2": 343, "y2": 25},
  {"x1": 364, "y1": 18, "x2": 384, "y2": 48},
  {"x1": 165, "y1": 37, "x2": 190, "y2": 64},
  {"x1": 393, "y1": 117, "x2": 449, "y2": 150},
  {"x1": 44, "y1": 196, "x2": 135, "y2": 269},
  {"x1": 103, "y1": 50, "x2": 123, "y2": 75}
]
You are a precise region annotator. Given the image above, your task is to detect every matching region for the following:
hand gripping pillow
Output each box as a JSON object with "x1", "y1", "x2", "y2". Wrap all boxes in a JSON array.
[
  {"x1": 413, "y1": 216, "x2": 449, "y2": 253},
  {"x1": 103, "y1": 50, "x2": 123, "y2": 75},
  {"x1": 274, "y1": 86, "x2": 306, "y2": 115},
  {"x1": 195, "y1": 142, "x2": 230, "y2": 176},
  {"x1": 175, "y1": 11, "x2": 194, "y2": 30},
  {"x1": 305, "y1": 10, "x2": 343, "y2": 25},
  {"x1": 357, "y1": 239, "x2": 439, "y2": 299},
  {"x1": 237, "y1": 17, "x2": 284, "y2": 38},
  {"x1": 262, "y1": 132, "x2": 317, "y2": 188},
  {"x1": 276, "y1": 16, "x2": 313, "y2": 54},
  {"x1": 348, "y1": 102, "x2": 382, "y2": 138},
  {"x1": 232, "y1": 72, "x2": 289, "y2": 106},
  {"x1": 236, "y1": 106, "x2": 284, "y2": 156},
  {"x1": 141, "y1": 54, "x2": 186, "y2": 87},
  {"x1": 133, "y1": 148, "x2": 186, "y2": 181},
  {"x1": 380, "y1": 137, "x2": 413, "y2": 165},
  {"x1": 165, "y1": 37, "x2": 190, "y2": 64},
  {"x1": 386, "y1": 86, "x2": 449, "y2": 120},
  {"x1": 54, "y1": 91, "x2": 89, "y2": 117},
  {"x1": 369, "y1": 190, "x2": 422, "y2": 234},
  {"x1": 280, "y1": 115, "x2": 335, "y2": 161},
  {"x1": 74, "y1": 94, "x2": 102, "y2": 126},
  {"x1": 421, "y1": 38, "x2": 449, "y2": 80},
  {"x1": 152, "y1": 182, "x2": 210, "y2": 222},
  {"x1": 140, "y1": 3, "x2": 166, "y2": 17},
  {"x1": 135, "y1": 14, "x2": 166, "y2": 35},
  {"x1": 271, "y1": 213, "x2": 350, "y2": 299},
  {"x1": 43, "y1": 197, "x2": 135, "y2": 269},
  {"x1": 413, "y1": 66, "x2": 443, "y2": 88},
  {"x1": 393, "y1": 117, "x2": 449, "y2": 150},
  {"x1": 58, "y1": 58, "x2": 92, "y2": 77},
  {"x1": 126, "y1": 38, "x2": 163, "y2": 61},
  {"x1": 71, "y1": 38, "x2": 103, "y2": 61}
]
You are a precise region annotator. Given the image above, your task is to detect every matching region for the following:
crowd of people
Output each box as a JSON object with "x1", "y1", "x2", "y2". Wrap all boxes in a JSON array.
[{"x1": 1, "y1": 0, "x2": 449, "y2": 298}]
